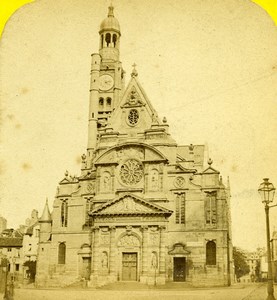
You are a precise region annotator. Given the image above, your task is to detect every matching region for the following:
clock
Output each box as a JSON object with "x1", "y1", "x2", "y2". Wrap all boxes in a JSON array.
[{"x1": 99, "y1": 74, "x2": 114, "y2": 91}]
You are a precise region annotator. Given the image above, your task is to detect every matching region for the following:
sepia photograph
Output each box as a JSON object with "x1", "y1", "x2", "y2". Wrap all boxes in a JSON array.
[{"x1": 0, "y1": 0, "x2": 277, "y2": 299}]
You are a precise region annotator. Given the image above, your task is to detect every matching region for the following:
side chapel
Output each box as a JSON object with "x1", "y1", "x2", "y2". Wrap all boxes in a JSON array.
[{"x1": 36, "y1": 6, "x2": 233, "y2": 287}]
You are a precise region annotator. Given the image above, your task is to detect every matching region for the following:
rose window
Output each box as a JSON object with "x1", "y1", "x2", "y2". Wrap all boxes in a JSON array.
[
  {"x1": 128, "y1": 109, "x2": 139, "y2": 126},
  {"x1": 120, "y1": 159, "x2": 143, "y2": 185}
]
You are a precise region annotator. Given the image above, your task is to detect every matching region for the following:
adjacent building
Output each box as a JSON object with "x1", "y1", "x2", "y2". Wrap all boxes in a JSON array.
[
  {"x1": 36, "y1": 6, "x2": 233, "y2": 288},
  {"x1": 0, "y1": 216, "x2": 7, "y2": 234}
]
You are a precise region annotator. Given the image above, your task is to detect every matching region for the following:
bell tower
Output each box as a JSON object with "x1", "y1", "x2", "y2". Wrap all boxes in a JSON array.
[{"x1": 87, "y1": 5, "x2": 124, "y2": 161}]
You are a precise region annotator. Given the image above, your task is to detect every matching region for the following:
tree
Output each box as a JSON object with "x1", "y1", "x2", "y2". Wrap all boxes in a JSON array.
[
  {"x1": 23, "y1": 261, "x2": 36, "y2": 282},
  {"x1": 233, "y1": 247, "x2": 250, "y2": 281}
]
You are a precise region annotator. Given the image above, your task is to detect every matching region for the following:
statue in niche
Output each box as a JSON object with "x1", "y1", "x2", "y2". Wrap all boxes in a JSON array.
[
  {"x1": 150, "y1": 169, "x2": 159, "y2": 191},
  {"x1": 101, "y1": 252, "x2": 108, "y2": 268},
  {"x1": 102, "y1": 171, "x2": 111, "y2": 192},
  {"x1": 151, "y1": 252, "x2": 158, "y2": 269}
]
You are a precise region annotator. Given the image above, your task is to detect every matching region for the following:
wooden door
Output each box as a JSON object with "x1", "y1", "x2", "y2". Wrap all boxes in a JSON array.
[
  {"x1": 82, "y1": 257, "x2": 91, "y2": 280},
  {"x1": 122, "y1": 253, "x2": 137, "y2": 281},
  {"x1": 173, "y1": 257, "x2": 186, "y2": 282}
]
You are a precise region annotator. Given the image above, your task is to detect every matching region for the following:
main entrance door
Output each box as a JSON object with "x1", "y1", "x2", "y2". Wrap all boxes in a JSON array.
[
  {"x1": 173, "y1": 257, "x2": 186, "y2": 282},
  {"x1": 122, "y1": 253, "x2": 137, "y2": 281},
  {"x1": 82, "y1": 257, "x2": 91, "y2": 280}
]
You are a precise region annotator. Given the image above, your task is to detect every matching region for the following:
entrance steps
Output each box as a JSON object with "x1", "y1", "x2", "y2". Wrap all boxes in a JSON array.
[{"x1": 98, "y1": 281, "x2": 193, "y2": 290}]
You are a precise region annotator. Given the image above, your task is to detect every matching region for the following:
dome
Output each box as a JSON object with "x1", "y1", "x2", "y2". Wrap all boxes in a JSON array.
[{"x1": 100, "y1": 6, "x2": 120, "y2": 34}]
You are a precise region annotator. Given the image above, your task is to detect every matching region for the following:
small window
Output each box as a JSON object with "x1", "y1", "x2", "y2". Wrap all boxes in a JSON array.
[
  {"x1": 99, "y1": 98, "x2": 104, "y2": 107},
  {"x1": 206, "y1": 241, "x2": 216, "y2": 265},
  {"x1": 113, "y1": 34, "x2": 117, "y2": 47},
  {"x1": 15, "y1": 264, "x2": 20, "y2": 271},
  {"x1": 61, "y1": 200, "x2": 68, "y2": 227},
  {"x1": 105, "y1": 33, "x2": 111, "y2": 46},
  {"x1": 106, "y1": 97, "x2": 112, "y2": 108},
  {"x1": 58, "y1": 243, "x2": 66, "y2": 264}
]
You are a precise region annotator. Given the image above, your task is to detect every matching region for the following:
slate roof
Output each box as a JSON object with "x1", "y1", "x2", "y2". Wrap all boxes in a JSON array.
[{"x1": 0, "y1": 237, "x2": 23, "y2": 247}]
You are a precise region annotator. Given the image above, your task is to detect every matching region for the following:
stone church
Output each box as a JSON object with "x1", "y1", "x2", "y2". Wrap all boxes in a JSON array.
[{"x1": 36, "y1": 6, "x2": 233, "y2": 288}]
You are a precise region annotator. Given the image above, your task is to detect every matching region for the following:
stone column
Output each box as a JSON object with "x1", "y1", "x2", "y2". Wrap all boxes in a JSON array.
[
  {"x1": 141, "y1": 226, "x2": 149, "y2": 278},
  {"x1": 109, "y1": 226, "x2": 116, "y2": 276},
  {"x1": 159, "y1": 225, "x2": 166, "y2": 275},
  {"x1": 92, "y1": 226, "x2": 100, "y2": 275}
]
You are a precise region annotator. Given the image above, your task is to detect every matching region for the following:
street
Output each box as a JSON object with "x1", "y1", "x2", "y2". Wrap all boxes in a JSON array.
[{"x1": 0, "y1": 283, "x2": 274, "y2": 300}]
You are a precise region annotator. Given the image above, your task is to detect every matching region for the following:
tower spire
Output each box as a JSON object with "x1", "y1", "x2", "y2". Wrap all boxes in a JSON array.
[{"x1": 108, "y1": 4, "x2": 114, "y2": 17}]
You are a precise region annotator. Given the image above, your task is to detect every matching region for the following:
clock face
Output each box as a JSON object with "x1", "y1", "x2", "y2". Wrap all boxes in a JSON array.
[{"x1": 99, "y1": 74, "x2": 114, "y2": 91}]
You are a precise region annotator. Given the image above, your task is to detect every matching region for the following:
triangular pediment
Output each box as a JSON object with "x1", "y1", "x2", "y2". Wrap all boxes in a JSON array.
[
  {"x1": 168, "y1": 243, "x2": 191, "y2": 255},
  {"x1": 90, "y1": 194, "x2": 172, "y2": 216},
  {"x1": 202, "y1": 166, "x2": 220, "y2": 174},
  {"x1": 107, "y1": 76, "x2": 162, "y2": 133}
]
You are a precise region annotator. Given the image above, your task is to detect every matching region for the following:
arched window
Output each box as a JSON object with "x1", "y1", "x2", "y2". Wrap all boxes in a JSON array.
[
  {"x1": 101, "y1": 34, "x2": 104, "y2": 48},
  {"x1": 175, "y1": 193, "x2": 185, "y2": 224},
  {"x1": 61, "y1": 200, "x2": 68, "y2": 227},
  {"x1": 112, "y1": 34, "x2": 117, "y2": 47},
  {"x1": 99, "y1": 97, "x2": 104, "y2": 108},
  {"x1": 58, "y1": 243, "x2": 66, "y2": 264},
  {"x1": 205, "y1": 192, "x2": 217, "y2": 225},
  {"x1": 106, "y1": 97, "x2": 112, "y2": 109},
  {"x1": 206, "y1": 241, "x2": 216, "y2": 265},
  {"x1": 105, "y1": 33, "x2": 111, "y2": 47}
]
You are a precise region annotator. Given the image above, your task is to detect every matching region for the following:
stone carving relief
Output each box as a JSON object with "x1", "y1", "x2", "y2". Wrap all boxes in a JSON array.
[
  {"x1": 87, "y1": 181, "x2": 95, "y2": 193},
  {"x1": 102, "y1": 197, "x2": 153, "y2": 214},
  {"x1": 149, "y1": 233, "x2": 159, "y2": 246},
  {"x1": 149, "y1": 169, "x2": 159, "y2": 191},
  {"x1": 100, "y1": 234, "x2": 110, "y2": 245},
  {"x1": 123, "y1": 86, "x2": 144, "y2": 107},
  {"x1": 118, "y1": 234, "x2": 140, "y2": 247},
  {"x1": 174, "y1": 176, "x2": 185, "y2": 188},
  {"x1": 116, "y1": 146, "x2": 144, "y2": 162}
]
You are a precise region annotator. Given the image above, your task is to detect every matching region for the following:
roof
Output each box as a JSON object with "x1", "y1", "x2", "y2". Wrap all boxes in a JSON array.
[
  {"x1": 99, "y1": 6, "x2": 120, "y2": 34},
  {"x1": 40, "y1": 199, "x2": 52, "y2": 222},
  {"x1": 0, "y1": 237, "x2": 23, "y2": 247},
  {"x1": 25, "y1": 221, "x2": 39, "y2": 235}
]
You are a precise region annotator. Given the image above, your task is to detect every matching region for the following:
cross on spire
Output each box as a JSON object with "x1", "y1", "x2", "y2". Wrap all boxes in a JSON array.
[{"x1": 131, "y1": 63, "x2": 138, "y2": 77}]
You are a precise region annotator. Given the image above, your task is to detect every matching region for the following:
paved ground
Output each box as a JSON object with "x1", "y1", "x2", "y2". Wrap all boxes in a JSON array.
[{"x1": 0, "y1": 282, "x2": 275, "y2": 300}]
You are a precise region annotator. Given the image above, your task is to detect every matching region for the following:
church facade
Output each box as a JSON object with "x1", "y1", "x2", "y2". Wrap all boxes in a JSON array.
[{"x1": 36, "y1": 6, "x2": 233, "y2": 288}]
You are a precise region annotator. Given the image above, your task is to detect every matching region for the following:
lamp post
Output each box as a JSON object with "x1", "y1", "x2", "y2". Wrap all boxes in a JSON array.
[{"x1": 258, "y1": 178, "x2": 276, "y2": 300}]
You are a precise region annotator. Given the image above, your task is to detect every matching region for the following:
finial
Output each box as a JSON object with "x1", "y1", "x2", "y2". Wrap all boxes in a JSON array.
[
  {"x1": 162, "y1": 117, "x2": 167, "y2": 123},
  {"x1": 46, "y1": 197, "x2": 48, "y2": 204},
  {"x1": 208, "y1": 158, "x2": 213, "y2": 166},
  {"x1": 189, "y1": 144, "x2": 194, "y2": 151},
  {"x1": 65, "y1": 170, "x2": 69, "y2": 177},
  {"x1": 131, "y1": 63, "x2": 138, "y2": 77},
  {"x1": 108, "y1": 5, "x2": 114, "y2": 17}
]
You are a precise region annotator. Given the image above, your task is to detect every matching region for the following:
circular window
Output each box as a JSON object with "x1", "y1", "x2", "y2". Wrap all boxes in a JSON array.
[
  {"x1": 128, "y1": 109, "x2": 139, "y2": 126},
  {"x1": 120, "y1": 159, "x2": 143, "y2": 185}
]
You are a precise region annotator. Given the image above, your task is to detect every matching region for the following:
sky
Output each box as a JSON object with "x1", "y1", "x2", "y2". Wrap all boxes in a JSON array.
[{"x1": 0, "y1": 0, "x2": 277, "y2": 252}]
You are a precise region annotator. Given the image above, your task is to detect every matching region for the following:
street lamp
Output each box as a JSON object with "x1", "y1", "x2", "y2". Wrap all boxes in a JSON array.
[{"x1": 258, "y1": 178, "x2": 276, "y2": 300}]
